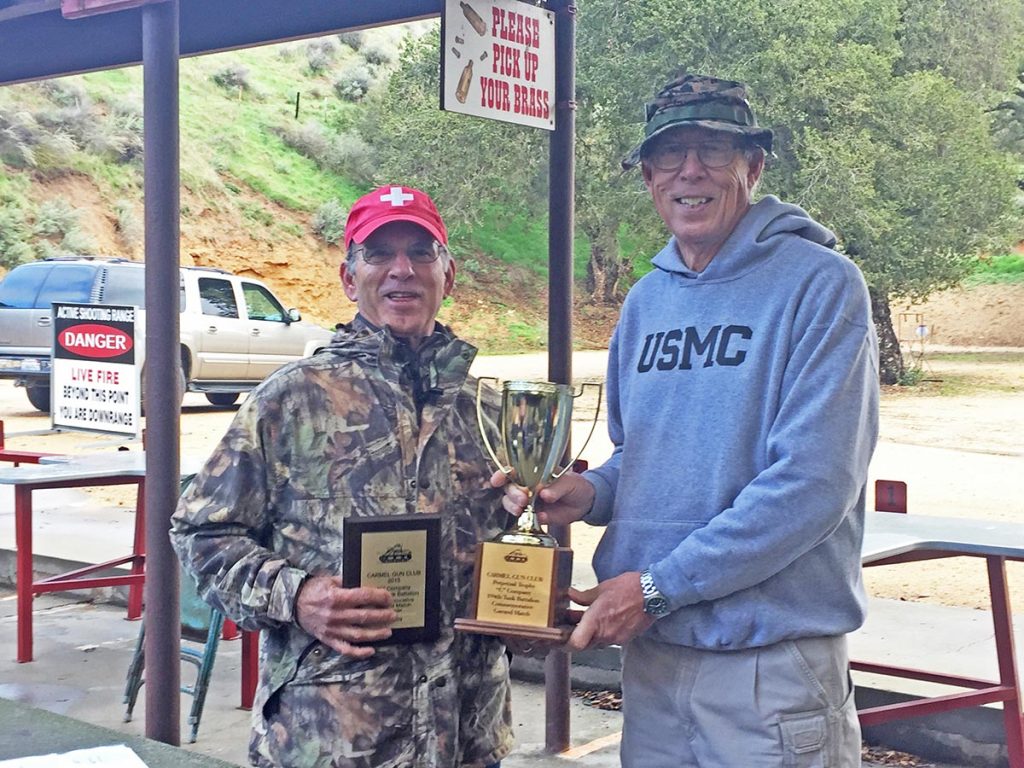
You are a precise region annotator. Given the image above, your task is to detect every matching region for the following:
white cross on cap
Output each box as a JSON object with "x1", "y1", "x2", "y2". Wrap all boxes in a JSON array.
[{"x1": 379, "y1": 186, "x2": 414, "y2": 207}]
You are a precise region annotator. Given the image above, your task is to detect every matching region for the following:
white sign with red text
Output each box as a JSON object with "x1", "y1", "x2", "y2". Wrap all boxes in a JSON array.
[
  {"x1": 441, "y1": 0, "x2": 555, "y2": 130},
  {"x1": 51, "y1": 302, "x2": 140, "y2": 436}
]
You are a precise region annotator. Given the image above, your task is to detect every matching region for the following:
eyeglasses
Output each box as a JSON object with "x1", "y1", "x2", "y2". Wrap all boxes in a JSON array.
[
  {"x1": 355, "y1": 240, "x2": 442, "y2": 265},
  {"x1": 645, "y1": 139, "x2": 740, "y2": 171}
]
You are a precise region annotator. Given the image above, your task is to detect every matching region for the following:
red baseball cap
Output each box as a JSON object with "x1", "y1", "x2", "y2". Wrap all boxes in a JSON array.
[{"x1": 344, "y1": 185, "x2": 448, "y2": 249}]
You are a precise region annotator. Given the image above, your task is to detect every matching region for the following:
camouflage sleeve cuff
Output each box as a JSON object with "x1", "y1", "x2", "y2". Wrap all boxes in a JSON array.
[{"x1": 266, "y1": 566, "x2": 310, "y2": 624}]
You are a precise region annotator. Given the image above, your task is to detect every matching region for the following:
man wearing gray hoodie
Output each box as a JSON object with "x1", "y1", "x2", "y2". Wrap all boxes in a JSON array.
[{"x1": 495, "y1": 74, "x2": 879, "y2": 767}]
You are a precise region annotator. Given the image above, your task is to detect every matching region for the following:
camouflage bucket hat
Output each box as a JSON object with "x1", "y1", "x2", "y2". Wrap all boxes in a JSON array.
[{"x1": 622, "y1": 73, "x2": 774, "y2": 170}]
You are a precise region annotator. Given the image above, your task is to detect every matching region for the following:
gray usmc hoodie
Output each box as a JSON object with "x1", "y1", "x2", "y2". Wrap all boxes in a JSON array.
[{"x1": 584, "y1": 195, "x2": 879, "y2": 650}]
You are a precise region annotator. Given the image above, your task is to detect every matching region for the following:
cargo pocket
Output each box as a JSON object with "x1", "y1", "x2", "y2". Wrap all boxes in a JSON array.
[{"x1": 779, "y1": 710, "x2": 827, "y2": 768}]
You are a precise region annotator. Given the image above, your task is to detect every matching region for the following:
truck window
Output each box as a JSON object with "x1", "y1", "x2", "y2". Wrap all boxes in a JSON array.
[
  {"x1": 100, "y1": 266, "x2": 146, "y2": 307},
  {"x1": 198, "y1": 277, "x2": 239, "y2": 318},
  {"x1": 242, "y1": 282, "x2": 287, "y2": 322},
  {"x1": 0, "y1": 263, "x2": 100, "y2": 308}
]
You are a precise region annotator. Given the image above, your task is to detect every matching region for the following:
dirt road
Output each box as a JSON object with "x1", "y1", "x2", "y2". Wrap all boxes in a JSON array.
[{"x1": 0, "y1": 349, "x2": 1021, "y2": 611}]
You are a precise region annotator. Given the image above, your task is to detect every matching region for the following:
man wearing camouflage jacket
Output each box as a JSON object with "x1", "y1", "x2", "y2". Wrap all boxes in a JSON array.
[{"x1": 172, "y1": 186, "x2": 512, "y2": 768}]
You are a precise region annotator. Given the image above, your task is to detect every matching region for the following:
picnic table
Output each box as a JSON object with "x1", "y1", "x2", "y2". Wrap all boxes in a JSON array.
[
  {"x1": 857, "y1": 510, "x2": 1024, "y2": 767},
  {"x1": 0, "y1": 452, "x2": 200, "y2": 663}
]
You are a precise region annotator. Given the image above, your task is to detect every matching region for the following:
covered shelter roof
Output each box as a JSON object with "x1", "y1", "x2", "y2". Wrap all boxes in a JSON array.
[{"x1": 0, "y1": 0, "x2": 439, "y2": 86}]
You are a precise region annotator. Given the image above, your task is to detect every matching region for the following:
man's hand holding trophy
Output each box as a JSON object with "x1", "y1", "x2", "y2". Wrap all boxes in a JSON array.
[{"x1": 454, "y1": 378, "x2": 601, "y2": 643}]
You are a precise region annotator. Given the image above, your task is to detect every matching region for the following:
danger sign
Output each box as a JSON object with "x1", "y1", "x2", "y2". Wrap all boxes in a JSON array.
[{"x1": 51, "y1": 302, "x2": 140, "y2": 437}]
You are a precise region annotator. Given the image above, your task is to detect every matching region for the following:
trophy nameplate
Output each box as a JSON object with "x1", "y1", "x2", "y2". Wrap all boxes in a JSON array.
[
  {"x1": 455, "y1": 378, "x2": 601, "y2": 642},
  {"x1": 455, "y1": 540, "x2": 574, "y2": 641},
  {"x1": 343, "y1": 514, "x2": 441, "y2": 644}
]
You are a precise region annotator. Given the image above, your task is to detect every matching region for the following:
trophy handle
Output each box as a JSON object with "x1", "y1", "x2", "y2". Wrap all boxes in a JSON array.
[
  {"x1": 551, "y1": 382, "x2": 603, "y2": 480},
  {"x1": 476, "y1": 377, "x2": 513, "y2": 475}
]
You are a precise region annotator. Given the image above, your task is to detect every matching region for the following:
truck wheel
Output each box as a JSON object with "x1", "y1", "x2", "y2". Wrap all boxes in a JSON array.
[
  {"x1": 205, "y1": 392, "x2": 239, "y2": 407},
  {"x1": 25, "y1": 385, "x2": 51, "y2": 412}
]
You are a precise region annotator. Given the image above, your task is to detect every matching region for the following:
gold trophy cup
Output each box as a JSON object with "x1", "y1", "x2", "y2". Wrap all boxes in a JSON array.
[{"x1": 454, "y1": 379, "x2": 601, "y2": 641}]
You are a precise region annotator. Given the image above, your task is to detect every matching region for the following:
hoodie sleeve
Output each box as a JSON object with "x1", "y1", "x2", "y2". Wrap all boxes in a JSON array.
[{"x1": 582, "y1": 326, "x2": 624, "y2": 525}]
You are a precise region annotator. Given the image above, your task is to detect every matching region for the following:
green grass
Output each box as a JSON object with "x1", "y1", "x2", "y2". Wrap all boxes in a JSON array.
[{"x1": 964, "y1": 252, "x2": 1024, "y2": 285}]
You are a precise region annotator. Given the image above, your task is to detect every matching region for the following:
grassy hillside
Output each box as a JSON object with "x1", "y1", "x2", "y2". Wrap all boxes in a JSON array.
[{"x1": 0, "y1": 25, "x2": 610, "y2": 352}]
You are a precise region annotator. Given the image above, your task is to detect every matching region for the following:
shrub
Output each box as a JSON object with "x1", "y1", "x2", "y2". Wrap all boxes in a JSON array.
[
  {"x1": 277, "y1": 121, "x2": 331, "y2": 162},
  {"x1": 35, "y1": 102, "x2": 93, "y2": 143},
  {"x1": 114, "y1": 199, "x2": 142, "y2": 249},
  {"x1": 0, "y1": 201, "x2": 33, "y2": 268},
  {"x1": 0, "y1": 105, "x2": 75, "y2": 168},
  {"x1": 276, "y1": 121, "x2": 375, "y2": 184},
  {"x1": 333, "y1": 62, "x2": 375, "y2": 102},
  {"x1": 323, "y1": 131, "x2": 375, "y2": 183},
  {"x1": 56, "y1": 227, "x2": 97, "y2": 256},
  {"x1": 33, "y1": 197, "x2": 79, "y2": 238},
  {"x1": 311, "y1": 199, "x2": 347, "y2": 245},
  {"x1": 305, "y1": 38, "x2": 339, "y2": 74},
  {"x1": 86, "y1": 104, "x2": 143, "y2": 162},
  {"x1": 211, "y1": 64, "x2": 252, "y2": 92},
  {"x1": 37, "y1": 79, "x2": 88, "y2": 108},
  {"x1": 337, "y1": 30, "x2": 365, "y2": 50},
  {"x1": 34, "y1": 97, "x2": 140, "y2": 164},
  {"x1": 361, "y1": 40, "x2": 397, "y2": 67},
  {"x1": 33, "y1": 198, "x2": 96, "y2": 255}
]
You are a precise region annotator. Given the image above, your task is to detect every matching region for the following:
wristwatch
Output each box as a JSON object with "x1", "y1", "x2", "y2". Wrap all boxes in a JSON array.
[{"x1": 639, "y1": 568, "x2": 670, "y2": 618}]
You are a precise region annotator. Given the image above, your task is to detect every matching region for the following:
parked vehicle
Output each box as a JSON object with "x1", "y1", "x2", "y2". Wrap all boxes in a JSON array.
[{"x1": 0, "y1": 256, "x2": 335, "y2": 412}]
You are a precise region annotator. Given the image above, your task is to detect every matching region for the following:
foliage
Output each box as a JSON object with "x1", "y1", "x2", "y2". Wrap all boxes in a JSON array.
[
  {"x1": 114, "y1": 199, "x2": 142, "y2": 250},
  {"x1": 305, "y1": 38, "x2": 340, "y2": 74},
  {"x1": 361, "y1": 40, "x2": 397, "y2": 68},
  {"x1": 333, "y1": 62, "x2": 375, "y2": 102},
  {"x1": 363, "y1": 29, "x2": 548, "y2": 243},
  {"x1": 895, "y1": 0, "x2": 1024, "y2": 96},
  {"x1": 311, "y1": 198, "x2": 347, "y2": 245},
  {"x1": 965, "y1": 252, "x2": 1024, "y2": 285},
  {"x1": 0, "y1": 175, "x2": 33, "y2": 268},
  {"x1": 991, "y1": 69, "x2": 1024, "y2": 155},
  {"x1": 212, "y1": 64, "x2": 253, "y2": 92},
  {"x1": 337, "y1": 31, "x2": 365, "y2": 50},
  {"x1": 0, "y1": 101, "x2": 76, "y2": 168},
  {"x1": 33, "y1": 197, "x2": 96, "y2": 255},
  {"x1": 275, "y1": 120, "x2": 375, "y2": 183},
  {"x1": 31, "y1": 87, "x2": 142, "y2": 163}
]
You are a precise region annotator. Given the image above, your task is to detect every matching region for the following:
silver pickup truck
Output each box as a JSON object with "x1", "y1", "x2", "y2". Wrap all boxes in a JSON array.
[{"x1": 0, "y1": 256, "x2": 335, "y2": 412}]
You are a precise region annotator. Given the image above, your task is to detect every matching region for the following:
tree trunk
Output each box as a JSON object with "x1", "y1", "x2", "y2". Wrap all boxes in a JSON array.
[
  {"x1": 870, "y1": 287, "x2": 904, "y2": 385},
  {"x1": 584, "y1": 227, "x2": 623, "y2": 304}
]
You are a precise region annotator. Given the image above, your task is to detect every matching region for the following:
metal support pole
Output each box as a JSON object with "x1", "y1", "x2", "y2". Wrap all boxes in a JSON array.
[
  {"x1": 546, "y1": 0, "x2": 576, "y2": 754},
  {"x1": 142, "y1": 0, "x2": 181, "y2": 745}
]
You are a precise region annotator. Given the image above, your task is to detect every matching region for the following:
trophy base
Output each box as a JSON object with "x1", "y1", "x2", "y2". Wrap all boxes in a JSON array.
[{"x1": 454, "y1": 617, "x2": 573, "y2": 643}]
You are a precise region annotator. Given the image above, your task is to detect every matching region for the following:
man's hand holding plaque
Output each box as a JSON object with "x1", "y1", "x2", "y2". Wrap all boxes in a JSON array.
[{"x1": 454, "y1": 378, "x2": 601, "y2": 642}]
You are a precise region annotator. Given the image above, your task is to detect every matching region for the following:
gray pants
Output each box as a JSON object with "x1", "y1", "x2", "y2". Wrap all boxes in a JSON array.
[{"x1": 620, "y1": 635, "x2": 860, "y2": 768}]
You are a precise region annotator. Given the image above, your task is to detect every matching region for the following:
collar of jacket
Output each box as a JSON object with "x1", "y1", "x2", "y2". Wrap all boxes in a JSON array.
[{"x1": 329, "y1": 315, "x2": 479, "y2": 398}]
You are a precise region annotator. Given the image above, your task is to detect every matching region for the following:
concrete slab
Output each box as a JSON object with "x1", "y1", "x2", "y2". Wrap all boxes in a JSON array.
[{"x1": 0, "y1": 589, "x2": 624, "y2": 768}]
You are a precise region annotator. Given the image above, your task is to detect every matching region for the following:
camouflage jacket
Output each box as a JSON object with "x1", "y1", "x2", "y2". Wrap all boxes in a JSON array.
[{"x1": 171, "y1": 319, "x2": 512, "y2": 768}]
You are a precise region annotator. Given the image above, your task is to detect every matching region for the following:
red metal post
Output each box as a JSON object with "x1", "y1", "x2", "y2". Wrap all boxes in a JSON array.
[
  {"x1": 14, "y1": 486, "x2": 33, "y2": 663},
  {"x1": 988, "y1": 557, "x2": 1024, "y2": 768},
  {"x1": 127, "y1": 479, "x2": 147, "y2": 620},
  {"x1": 241, "y1": 630, "x2": 259, "y2": 710}
]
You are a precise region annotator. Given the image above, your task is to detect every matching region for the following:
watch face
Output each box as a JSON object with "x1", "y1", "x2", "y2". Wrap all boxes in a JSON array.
[{"x1": 645, "y1": 595, "x2": 669, "y2": 617}]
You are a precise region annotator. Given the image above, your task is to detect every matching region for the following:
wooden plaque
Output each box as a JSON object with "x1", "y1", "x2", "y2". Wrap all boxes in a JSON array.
[
  {"x1": 342, "y1": 514, "x2": 441, "y2": 644},
  {"x1": 455, "y1": 540, "x2": 574, "y2": 642}
]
